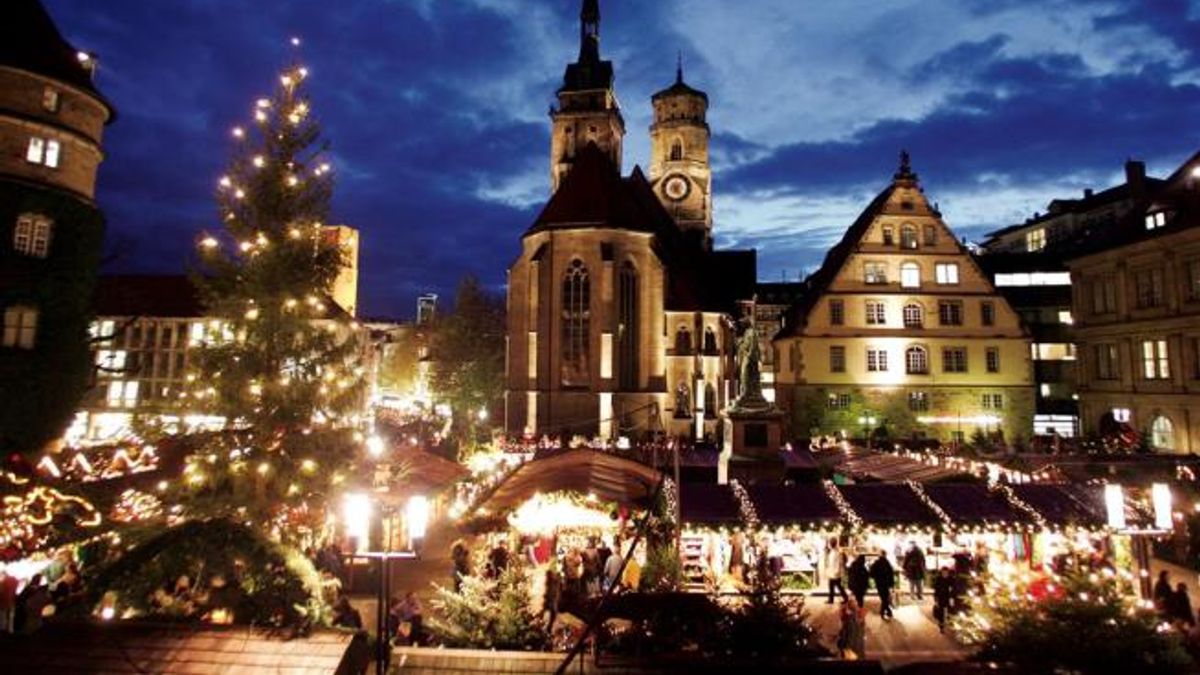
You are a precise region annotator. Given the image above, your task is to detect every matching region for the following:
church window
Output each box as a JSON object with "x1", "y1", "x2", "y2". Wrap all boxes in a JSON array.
[
  {"x1": 900, "y1": 262, "x2": 920, "y2": 288},
  {"x1": 906, "y1": 346, "x2": 929, "y2": 374},
  {"x1": 618, "y1": 262, "x2": 639, "y2": 389},
  {"x1": 670, "y1": 139, "x2": 683, "y2": 161},
  {"x1": 703, "y1": 327, "x2": 717, "y2": 354},
  {"x1": 704, "y1": 384, "x2": 717, "y2": 418},
  {"x1": 901, "y1": 224, "x2": 918, "y2": 249},
  {"x1": 903, "y1": 303, "x2": 923, "y2": 328},
  {"x1": 675, "y1": 326, "x2": 692, "y2": 355},
  {"x1": 561, "y1": 260, "x2": 591, "y2": 386}
]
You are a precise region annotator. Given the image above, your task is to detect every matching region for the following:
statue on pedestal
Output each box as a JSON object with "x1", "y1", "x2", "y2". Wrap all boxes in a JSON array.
[{"x1": 733, "y1": 315, "x2": 770, "y2": 412}]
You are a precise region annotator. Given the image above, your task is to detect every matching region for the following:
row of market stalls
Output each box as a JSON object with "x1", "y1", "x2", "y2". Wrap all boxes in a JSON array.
[{"x1": 678, "y1": 481, "x2": 1124, "y2": 593}]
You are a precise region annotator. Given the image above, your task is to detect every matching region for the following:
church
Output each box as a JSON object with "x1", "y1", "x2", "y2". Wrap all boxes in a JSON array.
[{"x1": 503, "y1": 0, "x2": 757, "y2": 440}]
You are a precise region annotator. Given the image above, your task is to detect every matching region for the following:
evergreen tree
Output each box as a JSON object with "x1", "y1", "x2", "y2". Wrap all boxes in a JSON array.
[
  {"x1": 177, "y1": 48, "x2": 367, "y2": 530},
  {"x1": 427, "y1": 563, "x2": 546, "y2": 650},
  {"x1": 427, "y1": 275, "x2": 504, "y2": 444}
]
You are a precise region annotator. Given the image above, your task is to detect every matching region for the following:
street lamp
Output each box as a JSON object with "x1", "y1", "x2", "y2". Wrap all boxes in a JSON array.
[
  {"x1": 857, "y1": 414, "x2": 877, "y2": 451},
  {"x1": 343, "y1": 492, "x2": 430, "y2": 675}
]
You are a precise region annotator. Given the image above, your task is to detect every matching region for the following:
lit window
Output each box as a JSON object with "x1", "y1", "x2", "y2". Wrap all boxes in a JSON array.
[
  {"x1": 96, "y1": 349, "x2": 127, "y2": 371},
  {"x1": 905, "y1": 346, "x2": 928, "y2": 374},
  {"x1": 106, "y1": 381, "x2": 140, "y2": 408},
  {"x1": 830, "y1": 345, "x2": 846, "y2": 373},
  {"x1": 1058, "y1": 310, "x2": 1074, "y2": 325},
  {"x1": 1151, "y1": 416, "x2": 1175, "y2": 450},
  {"x1": 864, "y1": 262, "x2": 887, "y2": 284},
  {"x1": 986, "y1": 347, "x2": 1000, "y2": 373},
  {"x1": 827, "y1": 393, "x2": 851, "y2": 410},
  {"x1": 190, "y1": 322, "x2": 206, "y2": 345},
  {"x1": 1031, "y1": 343, "x2": 1076, "y2": 361},
  {"x1": 866, "y1": 347, "x2": 888, "y2": 372},
  {"x1": 1112, "y1": 408, "x2": 1132, "y2": 423},
  {"x1": 865, "y1": 300, "x2": 886, "y2": 325},
  {"x1": 993, "y1": 272, "x2": 1071, "y2": 287},
  {"x1": 1040, "y1": 383, "x2": 1052, "y2": 397},
  {"x1": 935, "y1": 263, "x2": 959, "y2": 285},
  {"x1": 942, "y1": 347, "x2": 968, "y2": 373},
  {"x1": 982, "y1": 393, "x2": 1004, "y2": 409},
  {"x1": 903, "y1": 303, "x2": 923, "y2": 328},
  {"x1": 25, "y1": 137, "x2": 60, "y2": 168},
  {"x1": 901, "y1": 225, "x2": 918, "y2": 249},
  {"x1": 1142, "y1": 339, "x2": 1170, "y2": 380},
  {"x1": 42, "y1": 87, "x2": 59, "y2": 112},
  {"x1": 1145, "y1": 212, "x2": 1167, "y2": 231},
  {"x1": 1025, "y1": 228, "x2": 1046, "y2": 252},
  {"x1": 900, "y1": 262, "x2": 920, "y2": 288},
  {"x1": 2, "y1": 306, "x2": 39, "y2": 349}
]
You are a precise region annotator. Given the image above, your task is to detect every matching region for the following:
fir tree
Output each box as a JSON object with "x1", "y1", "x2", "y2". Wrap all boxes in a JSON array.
[
  {"x1": 427, "y1": 563, "x2": 547, "y2": 650},
  {"x1": 177, "y1": 45, "x2": 367, "y2": 530}
]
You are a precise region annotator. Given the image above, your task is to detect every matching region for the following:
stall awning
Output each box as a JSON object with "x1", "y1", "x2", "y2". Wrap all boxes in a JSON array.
[
  {"x1": 923, "y1": 483, "x2": 1035, "y2": 528},
  {"x1": 744, "y1": 484, "x2": 840, "y2": 528},
  {"x1": 476, "y1": 450, "x2": 663, "y2": 516},
  {"x1": 680, "y1": 483, "x2": 741, "y2": 527},
  {"x1": 1008, "y1": 484, "x2": 1106, "y2": 528},
  {"x1": 835, "y1": 452, "x2": 967, "y2": 482},
  {"x1": 835, "y1": 484, "x2": 943, "y2": 528}
]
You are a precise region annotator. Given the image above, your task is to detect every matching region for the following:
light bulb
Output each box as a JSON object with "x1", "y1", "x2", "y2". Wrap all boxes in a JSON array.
[{"x1": 232, "y1": 127, "x2": 245, "y2": 139}]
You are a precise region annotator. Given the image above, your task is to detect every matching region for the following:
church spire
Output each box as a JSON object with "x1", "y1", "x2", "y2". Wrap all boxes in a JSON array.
[
  {"x1": 676, "y1": 50, "x2": 684, "y2": 84},
  {"x1": 580, "y1": 0, "x2": 600, "y2": 62}
]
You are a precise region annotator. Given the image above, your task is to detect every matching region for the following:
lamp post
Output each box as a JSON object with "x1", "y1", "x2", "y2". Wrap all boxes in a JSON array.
[
  {"x1": 343, "y1": 492, "x2": 429, "y2": 675},
  {"x1": 857, "y1": 414, "x2": 877, "y2": 451}
]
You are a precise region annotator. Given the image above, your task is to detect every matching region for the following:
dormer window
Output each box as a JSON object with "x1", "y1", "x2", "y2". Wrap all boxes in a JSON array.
[
  {"x1": 26, "y1": 137, "x2": 60, "y2": 168},
  {"x1": 1145, "y1": 211, "x2": 1168, "y2": 231},
  {"x1": 43, "y1": 88, "x2": 60, "y2": 113},
  {"x1": 1025, "y1": 227, "x2": 1046, "y2": 252}
]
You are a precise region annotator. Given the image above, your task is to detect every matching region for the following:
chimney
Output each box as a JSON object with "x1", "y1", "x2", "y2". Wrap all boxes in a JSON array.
[
  {"x1": 1126, "y1": 159, "x2": 1146, "y2": 200},
  {"x1": 1084, "y1": 188, "x2": 1094, "y2": 199}
]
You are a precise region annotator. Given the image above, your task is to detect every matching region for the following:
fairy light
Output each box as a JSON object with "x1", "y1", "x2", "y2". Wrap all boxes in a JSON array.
[
  {"x1": 231, "y1": 127, "x2": 245, "y2": 139},
  {"x1": 253, "y1": 155, "x2": 265, "y2": 168}
]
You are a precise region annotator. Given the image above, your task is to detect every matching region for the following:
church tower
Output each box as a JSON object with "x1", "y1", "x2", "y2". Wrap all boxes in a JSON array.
[
  {"x1": 549, "y1": 0, "x2": 625, "y2": 193},
  {"x1": 649, "y1": 58, "x2": 712, "y2": 246}
]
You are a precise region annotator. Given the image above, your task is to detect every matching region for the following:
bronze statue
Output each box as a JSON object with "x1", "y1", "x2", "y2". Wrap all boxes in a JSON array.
[{"x1": 734, "y1": 315, "x2": 768, "y2": 410}]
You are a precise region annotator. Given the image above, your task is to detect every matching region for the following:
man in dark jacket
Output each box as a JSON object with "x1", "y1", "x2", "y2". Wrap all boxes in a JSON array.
[
  {"x1": 902, "y1": 542, "x2": 926, "y2": 601},
  {"x1": 869, "y1": 551, "x2": 896, "y2": 619},
  {"x1": 847, "y1": 555, "x2": 870, "y2": 608},
  {"x1": 932, "y1": 567, "x2": 955, "y2": 632}
]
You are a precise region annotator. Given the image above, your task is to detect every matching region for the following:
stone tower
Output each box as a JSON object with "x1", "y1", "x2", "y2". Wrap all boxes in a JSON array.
[
  {"x1": 0, "y1": 0, "x2": 114, "y2": 453},
  {"x1": 549, "y1": 0, "x2": 625, "y2": 193},
  {"x1": 649, "y1": 58, "x2": 712, "y2": 247}
]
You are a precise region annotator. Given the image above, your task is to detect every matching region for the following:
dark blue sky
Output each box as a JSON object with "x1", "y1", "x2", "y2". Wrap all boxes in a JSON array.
[{"x1": 44, "y1": 0, "x2": 1200, "y2": 319}]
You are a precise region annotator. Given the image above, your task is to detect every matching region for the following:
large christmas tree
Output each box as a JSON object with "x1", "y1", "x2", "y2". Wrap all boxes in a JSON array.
[{"x1": 178, "y1": 44, "x2": 367, "y2": 536}]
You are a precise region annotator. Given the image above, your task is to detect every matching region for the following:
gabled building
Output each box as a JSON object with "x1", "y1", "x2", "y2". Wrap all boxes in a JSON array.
[
  {"x1": 1068, "y1": 151, "x2": 1200, "y2": 453},
  {"x1": 773, "y1": 155, "x2": 1034, "y2": 444}
]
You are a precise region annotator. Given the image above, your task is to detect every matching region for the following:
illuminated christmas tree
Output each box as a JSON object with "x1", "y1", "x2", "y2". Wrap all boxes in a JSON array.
[{"x1": 177, "y1": 40, "x2": 367, "y2": 534}]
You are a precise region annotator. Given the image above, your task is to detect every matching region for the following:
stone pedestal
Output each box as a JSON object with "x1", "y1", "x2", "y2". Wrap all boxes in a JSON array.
[{"x1": 718, "y1": 406, "x2": 785, "y2": 485}]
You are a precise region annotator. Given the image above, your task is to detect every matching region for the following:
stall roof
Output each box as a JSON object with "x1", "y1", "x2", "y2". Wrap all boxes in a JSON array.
[
  {"x1": 1008, "y1": 484, "x2": 1105, "y2": 527},
  {"x1": 835, "y1": 484, "x2": 942, "y2": 527},
  {"x1": 680, "y1": 483, "x2": 741, "y2": 526},
  {"x1": 744, "y1": 484, "x2": 841, "y2": 527},
  {"x1": 924, "y1": 484, "x2": 1034, "y2": 527},
  {"x1": 1059, "y1": 483, "x2": 1153, "y2": 529},
  {"x1": 836, "y1": 452, "x2": 969, "y2": 482},
  {"x1": 476, "y1": 450, "x2": 662, "y2": 516}
]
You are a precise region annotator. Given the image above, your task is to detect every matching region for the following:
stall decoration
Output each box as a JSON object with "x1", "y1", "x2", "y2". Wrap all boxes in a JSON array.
[
  {"x1": 111, "y1": 489, "x2": 165, "y2": 524},
  {"x1": 821, "y1": 480, "x2": 863, "y2": 531},
  {"x1": 992, "y1": 482, "x2": 1048, "y2": 530},
  {"x1": 1, "y1": 474, "x2": 102, "y2": 557},
  {"x1": 507, "y1": 491, "x2": 618, "y2": 535},
  {"x1": 728, "y1": 480, "x2": 760, "y2": 530},
  {"x1": 907, "y1": 480, "x2": 954, "y2": 529}
]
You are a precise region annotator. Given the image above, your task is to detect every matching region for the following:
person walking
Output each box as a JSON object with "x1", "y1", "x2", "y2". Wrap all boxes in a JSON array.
[
  {"x1": 902, "y1": 542, "x2": 926, "y2": 601},
  {"x1": 869, "y1": 551, "x2": 896, "y2": 620},
  {"x1": 0, "y1": 567, "x2": 18, "y2": 633},
  {"x1": 1154, "y1": 570, "x2": 1173, "y2": 615},
  {"x1": 543, "y1": 565, "x2": 562, "y2": 630},
  {"x1": 847, "y1": 554, "x2": 870, "y2": 608},
  {"x1": 451, "y1": 540, "x2": 471, "y2": 592},
  {"x1": 836, "y1": 596, "x2": 866, "y2": 660},
  {"x1": 825, "y1": 541, "x2": 849, "y2": 604},
  {"x1": 932, "y1": 567, "x2": 954, "y2": 632},
  {"x1": 1169, "y1": 582, "x2": 1196, "y2": 629}
]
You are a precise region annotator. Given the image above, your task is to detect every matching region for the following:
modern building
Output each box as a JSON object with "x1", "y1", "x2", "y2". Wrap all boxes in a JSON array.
[
  {"x1": 0, "y1": 0, "x2": 115, "y2": 453},
  {"x1": 504, "y1": 0, "x2": 756, "y2": 440},
  {"x1": 977, "y1": 160, "x2": 1166, "y2": 438},
  {"x1": 1068, "y1": 150, "x2": 1200, "y2": 453},
  {"x1": 773, "y1": 155, "x2": 1035, "y2": 444}
]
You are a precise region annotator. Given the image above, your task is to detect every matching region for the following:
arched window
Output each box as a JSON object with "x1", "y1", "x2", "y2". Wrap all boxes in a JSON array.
[
  {"x1": 1151, "y1": 416, "x2": 1175, "y2": 451},
  {"x1": 670, "y1": 139, "x2": 683, "y2": 161},
  {"x1": 561, "y1": 260, "x2": 590, "y2": 386},
  {"x1": 618, "y1": 262, "x2": 639, "y2": 390},
  {"x1": 900, "y1": 262, "x2": 920, "y2": 288},
  {"x1": 906, "y1": 346, "x2": 929, "y2": 374},
  {"x1": 675, "y1": 326, "x2": 692, "y2": 355},
  {"x1": 705, "y1": 383, "x2": 717, "y2": 418},
  {"x1": 901, "y1": 224, "x2": 918, "y2": 249},
  {"x1": 13, "y1": 213, "x2": 53, "y2": 258},
  {"x1": 903, "y1": 303, "x2": 923, "y2": 328},
  {"x1": 703, "y1": 327, "x2": 717, "y2": 354}
]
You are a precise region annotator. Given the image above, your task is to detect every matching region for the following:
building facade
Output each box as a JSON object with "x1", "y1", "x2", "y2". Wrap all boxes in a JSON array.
[
  {"x1": 0, "y1": 0, "x2": 114, "y2": 453},
  {"x1": 773, "y1": 156, "x2": 1035, "y2": 443},
  {"x1": 504, "y1": 1, "x2": 754, "y2": 440},
  {"x1": 1069, "y1": 151, "x2": 1200, "y2": 453}
]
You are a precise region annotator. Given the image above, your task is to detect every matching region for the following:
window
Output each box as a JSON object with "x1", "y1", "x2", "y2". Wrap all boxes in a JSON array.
[
  {"x1": 984, "y1": 347, "x2": 1000, "y2": 373},
  {"x1": 670, "y1": 139, "x2": 683, "y2": 161},
  {"x1": 982, "y1": 393, "x2": 1004, "y2": 409},
  {"x1": 903, "y1": 303, "x2": 923, "y2": 328},
  {"x1": 25, "y1": 137, "x2": 60, "y2": 168},
  {"x1": 829, "y1": 299, "x2": 844, "y2": 326},
  {"x1": 882, "y1": 227, "x2": 895, "y2": 246},
  {"x1": 2, "y1": 306, "x2": 38, "y2": 349},
  {"x1": 96, "y1": 349, "x2": 127, "y2": 371},
  {"x1": 1145, "y1": 211, "x2": 1167, "y2": 231},
  {"x1": 704, "y1": 384, "x2": 716, "y2": 419},
  {"x1": 994, "y1": 272, "x2": 1071, "y2": 287},
  {"x1": 1058, "y1": 310, "x2": 1074, "y2": 325},
  {"x1": 1188, "y1": 261, "x2": 1200, "y2": 301},
  {"x1": 865, "y1": 300, "x2": 886, "y2": 325},
  {"x1": 830, "y1": 346, "x2": 846, "y2": 373},
  {"x1": 1095, "y1": 343, "x2": 1119, "y2": 380},
  {"x1": 827, "y1": 393, "x2": 851, "y2": 410},
  {"x1": 1142, "y1": 339, "x2": 1170, "y2": 380},
  {"x1": 13, "y1": 214, "x2": 53, "y2": 258},
  {"x1": 1025, "y1": 228, "x2": 1046, "y2": 252},
  {"x1": 702, "y1": 327, "x2": 717, "y2": 354},
  {"x1": 867, "y1": 347, "x2": 888, "y2": 372},
  {"x1": 922, "y1": 224, "x2": 937, "y2": 246},
  {"x1": 908, "y1": 391, "x2": 929, "y2": 412},
  {"x1": 1091, "y1": 277, "x2": 1117, "y2": 314},
  {"x1": 1151, "y1": 416, "x2": 1175, "y2": 450},
  {"x1": 674, "y1": 326, "x2": 692, "y2": 355},
  {"x1": 981, "y1": 301, "x2": 995, "y2": 327},
  {"x1": 1134, "y1": 268, "x2": 1164, "y2": 309},
  {"x1": 43, "y1": 87, "x2": 60, "y2": 112},
  {"x1": 942, "y1": 347, "x2": 968, "y2": 373},
  {"x1": 906, "y1": 346, "x2": 929, "y2": 374},
  {"x1": 618, "y1": 262, "x2": 638, "y2": 389},
  {"x1": 1031, "y1": 343, "x2": 1076, "y2": 361},
  {"x1": 900, "y1": 262, "x2": 920, "y2": 288},
  {"x1": 901, "y1": 224, "x2": 918, "y2": 249},
  {"x1": 864, "y1": 262, "x2": 887, "y2": 284},
  {"x1": 935, "y1": 263, "x2": 959, "y2": 285},
  {"x1": 1112, "y1": 408, "x2": 1132, "y2": 424},
  {"x1": 561, "y1": 260, "x2": 590, "y2": 386},
  {"x1": 938, "y1": 300, "x2": 963, "y2": 326},
  {"x1": 106, "y1": 381, "x2": 139, "y2": 408}
]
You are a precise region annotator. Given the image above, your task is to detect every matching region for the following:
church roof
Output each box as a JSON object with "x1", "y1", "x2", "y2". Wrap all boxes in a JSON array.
[
  {"x1": 528, "y1": 143, "x2": 677, "y2": 237},
  {"x1": 561, "y1": 57, "x2": 614, "y2": 93},
  {"x1": 1, "y1": 0, "x2": 114, "y2": 118},
  {"x1": 652, "y1": 62, "x2": 708, "y2": 102}
]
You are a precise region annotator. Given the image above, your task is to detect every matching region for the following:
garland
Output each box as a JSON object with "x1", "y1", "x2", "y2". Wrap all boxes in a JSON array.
[
  {"x1": 907, "y1": 480, "x2": 953, "y2": 529},
  {"x1": 991, "y1": 482, "x2": 1048, "y2": 530},
  {"x1": 822, "y1": 480, "x2": 863, "y2": 531},
  {"x1": 728, "y1": 479, "x2": 759, "y2": 530}
]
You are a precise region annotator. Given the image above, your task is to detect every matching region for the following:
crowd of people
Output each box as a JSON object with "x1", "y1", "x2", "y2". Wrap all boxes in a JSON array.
[
  {"x1": 0, "y1": 550, "x2": 88, "y2": 635},
  {"x1": 1154, "y1": 570, "x2": 1197, "y2": 630}
]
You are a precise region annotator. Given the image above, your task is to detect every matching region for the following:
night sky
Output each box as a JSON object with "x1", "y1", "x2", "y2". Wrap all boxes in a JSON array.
[{"x1": 43, "y1": 0, "x2": 1200, "y2": 319}]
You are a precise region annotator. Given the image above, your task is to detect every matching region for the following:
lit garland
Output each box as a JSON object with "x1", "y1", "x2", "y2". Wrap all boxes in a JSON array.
[
  {"x1": 991, "y1": 482, "x2": 1048, "y2": 530},
  {"x1": 822, "y1": 480, "x2": 863, "y2": 530},
  {"x1": 728, "y1": 479, "x2": 760, "y2": 530},
  {"x1": 662, "y1": 476, "x2": 679, "y2": 525},
  {"x1": 906, "y1": 480, "x2": 954, "y2": 529},
  {"x1": 111, "y1": 489, "x2": 164, "y2": 523},
  {"x1": 0, "y1": 479, "x2": 102, "y2": 554}
]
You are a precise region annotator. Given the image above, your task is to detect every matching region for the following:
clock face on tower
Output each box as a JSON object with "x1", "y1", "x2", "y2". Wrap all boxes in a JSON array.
[{"x1": 663, "y1": 173, "x2": 691, "y2": 202}]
